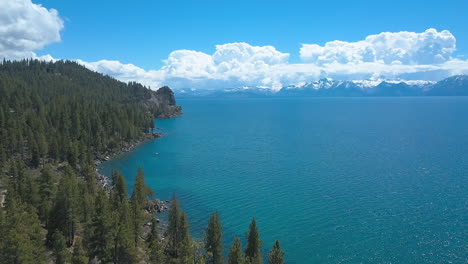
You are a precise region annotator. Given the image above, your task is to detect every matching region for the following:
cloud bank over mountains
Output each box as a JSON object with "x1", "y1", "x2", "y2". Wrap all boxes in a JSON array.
[
  {"x1": 300, "y1": 29, "x2": 456, "y2": 65},
  {"x1": 1, "y1": 0, "x2": 468, "y2": 90}
]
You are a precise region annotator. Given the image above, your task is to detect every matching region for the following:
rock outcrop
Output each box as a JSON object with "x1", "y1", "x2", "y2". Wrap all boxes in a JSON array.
[
  {"x1": 146, "y1": 86, "x2": 182, "y2": 118},
  {"x1": 153, "y1": 86, "x2": 177, "y2": 105}
]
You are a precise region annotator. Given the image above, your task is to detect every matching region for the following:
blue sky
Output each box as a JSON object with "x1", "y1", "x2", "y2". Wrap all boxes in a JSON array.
[
  {"x1": 2, "y1": 0, "x2": 468, "y2": 89},
  {"x1": 36, "y1": 0, "x2": 468, "y2": 69}
]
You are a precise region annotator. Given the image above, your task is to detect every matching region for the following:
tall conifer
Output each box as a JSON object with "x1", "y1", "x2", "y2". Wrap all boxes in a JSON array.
[
  {"x1": 245, "y1": 218, "x2": 262, "y2": 264},
  {"x1": 267, "y1": 240, "x2": 284, "y2": 264},
  {"x1": 205, "y1": 211, "x2": 223, "y2": 264}
]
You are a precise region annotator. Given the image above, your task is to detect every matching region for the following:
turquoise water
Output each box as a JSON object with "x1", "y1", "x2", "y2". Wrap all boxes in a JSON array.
[{"x1": 100, "y1": 97, "x2": 468, "y2": 263}]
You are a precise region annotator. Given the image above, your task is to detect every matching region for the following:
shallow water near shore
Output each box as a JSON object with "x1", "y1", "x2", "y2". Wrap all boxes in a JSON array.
[{"x1": 100, "y1": 97, "x2": 468, "y2": 263}]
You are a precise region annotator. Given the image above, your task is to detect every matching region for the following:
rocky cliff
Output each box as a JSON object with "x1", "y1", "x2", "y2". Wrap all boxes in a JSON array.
[{"x1": 146, "y1": 86, "x2": 182, "y2": 118}]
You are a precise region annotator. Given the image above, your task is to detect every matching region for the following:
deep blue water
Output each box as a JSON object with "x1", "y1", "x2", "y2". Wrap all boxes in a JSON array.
[{"x1": 100, "y1": 97, "x2": 468, "y2": 263}]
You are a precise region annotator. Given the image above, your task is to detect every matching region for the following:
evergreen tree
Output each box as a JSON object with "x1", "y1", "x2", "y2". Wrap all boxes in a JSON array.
[
  {"x1": 82, "y1": 164, "x2": 97, "y2": 196},
  {"x1": 38, "y1": 166, "x2": 57, "y2": 225},
  {"x1": 131, "y1": 166, "x2": 154, "y2": 206},
  {"x1": 228, "y1": 237, "x2": 245, "y2": 264},
  {"x1": 267, "y1": 240, "x2": 284, "y2": 264},
  {"x1": 48, "y1": 137, "x2": 59, "y2": 161},
  {"x1": 130, "y1": 166, "x2": 154, "y2": 246},
  {"x1": 30, "y1": 140, "x2": 40, "y2": 168},
  {"x1": 167, "y1": 196, "x2": 181, "y2": 258},
  {"x1": 147, "y1": 218, "x2": 164, "y2": 264},
  {"x1": 72, "y1": 239, "x2": 89, "y2": 264},
  {"x1": 245, "y1": 218, "x2": 263, "y2": 264},
  {"x1": 111, "y1": 169, "x2": 128, "y2": 208},
  {"x1": 0, "y1": 193, "x2": 47, "y2": 264},
  {"x1": 52, "y1": 231, "x2": 71, "y2": 264},
  {"x1": 205, "y1": 211, "x2": 223, "y2": 264},
  {"x1": 78, "y1": 180, "x2": 95, "y2": 224},
  {"x1": 86, "y1": 189, "x2": 113, "y2": 263},
  {"x1": 178, "y1": 212, "x2": 193, "y2": 263},
  {"x1": 0, "y1": 142, "x2": 6, "y2": 167},
  {"x1": 113, "y1": 199, "x2": 138, "y2": 264},
  {"x1": 48, "y1": 166, "x2": 79, "y2": 246}
]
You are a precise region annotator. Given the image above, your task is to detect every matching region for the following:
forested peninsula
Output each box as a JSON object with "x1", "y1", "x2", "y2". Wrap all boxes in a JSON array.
[{"x1": 0, "y1": 60, "x2": 284, "y2": 264}]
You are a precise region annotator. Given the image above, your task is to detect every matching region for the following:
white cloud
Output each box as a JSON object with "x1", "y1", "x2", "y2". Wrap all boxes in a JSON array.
[
  {"x1": 0, "y1": 0, "x2": 64, "y2": 60},
  {"x1": 300, "y1": 29, "x2": 456, "y2": 65},
  {"x1": 2, "y1": 14, "x2": 468, "y2": 91},
  {"x1": 79, "y1": 34, "x2": 467, "y2": 90},
  {"x1": 82, "y1": 42, "x2": 293, "y2": 90}
]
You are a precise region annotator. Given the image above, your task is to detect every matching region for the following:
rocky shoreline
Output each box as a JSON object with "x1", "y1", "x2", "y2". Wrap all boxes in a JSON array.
[
  {"x1": 93, "y1": 130, "x2": 173, "y2": 216},
  {"x1": 92, "y1": 85, "x2": 182, "y2": 222},
  {"x1": 93, "y1": 132, "x2": 162, "y2": 190}
]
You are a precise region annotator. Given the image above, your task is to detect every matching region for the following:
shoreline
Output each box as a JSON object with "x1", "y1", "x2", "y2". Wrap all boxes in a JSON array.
[
  {"x1": 93, "y1": 128, "x2": 174, "y2": 215},
  {"x1": 94, "y1": 131, "x2": 163, "y2": 191}
]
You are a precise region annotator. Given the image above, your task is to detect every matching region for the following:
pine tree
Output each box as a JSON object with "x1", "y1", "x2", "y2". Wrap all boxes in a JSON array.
[
  {"x1": 147, "y1": 218, "x2": 164, "y2": 264},
  {"x1": 178, "y1": 212, "x2": 192, "y2": 263},
  {"x1": 167, "y1": 196, "x2": 181, "y2": 258},
  {"x1": 228, "y1": 237, "x2": 245, "y2": 264},
  {"x1": 52, "y1": 231, "x2": 71, "y2": 264},
  {"x1": 113, "y1": 199, "x2": 138, "y2": 264},
  {"x1": 30, "y1": 140, "x2": 40, "y2": 168},
  {"x1": 130, "y1": 166, "x2": 154, "y2": 246},
  {"x1": 0, "y1": 193, "x2": 47, "y2": 264},
  {"x1": 245, "y1": 218, "x2": 262, "y2": 264},
  {"x1": 131, "y1": 166, "x2": 154, "y2": 207},
  {"x1": 82, "y1": 164, "x2": 97, "y2": 196},
  {"x1": 0, "y1": 142, "x2": 6, "y2": 167},
  {"x1": 86, "y1": 189, "x2": 113, "y2": 263},
  {"x1": 267, "y1": 240, "x2": 284, "y2": 264},
  {"x1": 72, "y1": 239, "x2": 89, "y2": 264},
  {"x1": 111, "y1": 169, "x2": 128, "y2": 208},
  {"x1": 78, "y1": 180, "x2": 95, "y2": 224},
  {"x1": 205, "y1": 211, "x2": 223, "y2": 264},
  {"x1": 49, "y1": 137, "x2": 59, "y2": 161},
  {"x1": 48, "y1": 166, "x2": 79, "y2": 246},
  {"x1": 67, "y1": 141, "x2": 79, "y2": 168},
  {"x1": 38, "y1": 166, "x2": 57, "y2": 226},
  {"x1": 36, "y1": 130, "x2": 48, "y2": 166}
]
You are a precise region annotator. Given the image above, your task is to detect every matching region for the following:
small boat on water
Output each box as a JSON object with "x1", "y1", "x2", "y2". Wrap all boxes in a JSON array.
[{"x1": 154, "y1": 152, "x2": 159, "y2": 155}]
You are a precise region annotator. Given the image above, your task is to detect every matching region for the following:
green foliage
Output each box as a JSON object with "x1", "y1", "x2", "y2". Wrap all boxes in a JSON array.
[
  {"x1": 205, "y1": 211, "x2": 223, "y2": 264},
  {"x1": 147, "y1": 218, "x2": 164, "y2": 264},
  {"x1": 228, "y1": 237, "x2": 245, "y2": 264},
  {"x1": 52, "y1": 231, "x2": 71, "y2": 264},
  {"x1": 131, "y1": 166, "x2": 154, "y2": 247},
  {"x1": 86, "y1": 189, "x2": 113, "y2": 263},
  {"x1": 38, "y1": 165, "x2": 57, "y2": 225},
  {"x1": 245, "y1": 218, "x2": 263, "y2": 264},
  {"x1": 267, "y1": 240, "x2": 285, "y2": 264},
  {"x1": 72, "y1": 239, "x2": 89, "y2": 264},
  {"x1": 167, "y1": 196, "x2": 182, "y2": 258},
  {"x1": 113, "y1": 192, "x2": 138, "y2": 264},
  {"x1": 48, "y1": 165, "x2": 79, "y2": 246},
  {"x1": 178, "y1": 212, "x2": 192, "y2": 262},
  {"x1": 0, "y1": 59, "x2": 161, "y2": 169},
  {"x1": 0, "y1": 193, "x2": 47, "y2": 264},
  {"x1": 111, "y1": 169, "x2": 128, "y2": 207},
  {"x1": 0, "y1": 59, "x2": 286, "y2": 263}
]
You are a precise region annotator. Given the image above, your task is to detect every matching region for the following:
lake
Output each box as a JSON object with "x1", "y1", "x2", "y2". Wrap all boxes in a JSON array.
[{"x1": 100, "y1": 97, "x2": 468, "y2": 263}]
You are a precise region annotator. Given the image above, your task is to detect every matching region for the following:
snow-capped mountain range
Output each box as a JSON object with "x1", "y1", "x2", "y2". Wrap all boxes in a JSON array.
[{"x1": 174, "y1": 75, "x2": 468, "y2": 97}]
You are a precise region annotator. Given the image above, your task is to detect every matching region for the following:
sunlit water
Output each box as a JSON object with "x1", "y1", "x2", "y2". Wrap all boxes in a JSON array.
[{"x1": 100, "y1": 97, "x2": 468, "y2": 263}]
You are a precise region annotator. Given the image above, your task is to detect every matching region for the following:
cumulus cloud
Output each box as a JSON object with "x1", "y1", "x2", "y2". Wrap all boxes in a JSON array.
[
  {"x1": 300, "y1": 29, "x2": 456, "y2": 65},
  {"x1": 2, "y1": 13, "x2": 468, "y2": 91},
  {"x1": 80, "y1": 43, "x2": 294, "y2": 90},
  {"x1": 79, "y1": 33, "x2": 467, "y2": 90},
  {"x1": 0, "y1": 0, "x2": 63, "y2": 60}
]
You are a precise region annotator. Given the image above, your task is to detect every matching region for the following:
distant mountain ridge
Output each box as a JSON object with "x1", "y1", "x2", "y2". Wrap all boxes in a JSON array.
[{"x1": 174, "y1": 75, "x2": 468, "y2": 98}]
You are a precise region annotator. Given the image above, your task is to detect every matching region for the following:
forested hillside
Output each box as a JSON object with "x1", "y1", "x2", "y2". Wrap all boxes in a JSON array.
[{"x1": 0, "y1": 60, "x2": 283, "y2": 264}]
